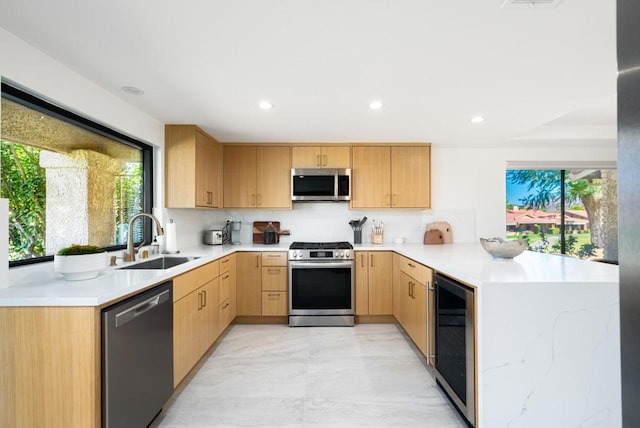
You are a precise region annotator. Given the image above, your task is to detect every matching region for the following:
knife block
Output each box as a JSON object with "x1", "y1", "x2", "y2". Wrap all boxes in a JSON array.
[{"x1": 372, "y1": 230, "x2": 384, "y2": 244}]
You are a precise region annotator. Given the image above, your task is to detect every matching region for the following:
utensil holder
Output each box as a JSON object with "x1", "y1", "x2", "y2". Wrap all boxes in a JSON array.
[{"x1": 353, "y1": 229, "x2": 362, "y2": 244}]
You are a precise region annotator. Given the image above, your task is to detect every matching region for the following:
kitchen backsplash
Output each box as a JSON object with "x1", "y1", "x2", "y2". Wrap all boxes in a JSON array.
[{"x1": 163, "y1": 203, "x2": 477, "y2": 249}]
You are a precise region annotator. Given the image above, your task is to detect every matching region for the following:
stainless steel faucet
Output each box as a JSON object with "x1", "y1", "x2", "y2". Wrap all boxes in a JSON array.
[{"x1": 123, "y1": 213, "x2": 164, "y2": 262}]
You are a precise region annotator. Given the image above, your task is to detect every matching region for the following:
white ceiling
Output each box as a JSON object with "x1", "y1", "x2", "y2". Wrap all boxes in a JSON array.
[{"x1": 0, "y1": 0, "x2": 617, "y2": 148}]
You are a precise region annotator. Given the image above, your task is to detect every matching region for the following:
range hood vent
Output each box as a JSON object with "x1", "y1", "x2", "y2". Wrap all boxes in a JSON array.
[{"x1": 500, "y1": 0, "x2": 563, "y2": 8}]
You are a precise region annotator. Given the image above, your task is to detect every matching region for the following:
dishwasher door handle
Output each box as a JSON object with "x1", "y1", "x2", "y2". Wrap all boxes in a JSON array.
[{"x1": 115, "y1": 289, "x2": 171, "y2": 328}]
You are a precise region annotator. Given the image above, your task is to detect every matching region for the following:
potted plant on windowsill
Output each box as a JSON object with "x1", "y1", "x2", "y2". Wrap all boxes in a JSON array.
[{"x1": 54, "y1": 244, "x2": 109, "y2": 281}]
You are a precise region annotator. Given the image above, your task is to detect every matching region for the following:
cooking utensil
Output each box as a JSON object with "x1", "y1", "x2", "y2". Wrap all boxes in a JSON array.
[{"x1": 357, "y1": 216, "x2": 367, "y2": 227}]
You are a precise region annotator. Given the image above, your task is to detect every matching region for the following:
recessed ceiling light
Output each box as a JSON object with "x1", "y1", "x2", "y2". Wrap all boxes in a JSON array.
[
  {"x1": 369, "y1": 101, "x2": 383, "y2": 110},
  {"x1": 470, "y1": 116, "x2": 485, "y2": 123},
  {"x1": 258, "y1": 101, "x2": 273, "y2": 110},
  {"x1": 121, "y1": 86, "x2": 144, "y2": 95}
]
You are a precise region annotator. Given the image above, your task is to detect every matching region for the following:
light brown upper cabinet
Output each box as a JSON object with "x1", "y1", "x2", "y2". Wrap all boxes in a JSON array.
[
  {"x1": 223, "y1": 145, "x2": 291, "y2": 209},
  {"x1": 165, "y1": 125, "x2": 222, "y2": 208},
  {"x1": 351, "y1": 145, "x2": 430, "y2": 209},
  {"x1": 291, "y1": 146, "x2": 351, "y2": 168}
]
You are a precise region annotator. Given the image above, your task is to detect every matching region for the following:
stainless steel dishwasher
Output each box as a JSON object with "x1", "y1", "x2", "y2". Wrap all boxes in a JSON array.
[{"x1": 102, "y1": 281, "x2": 173, "y2": 428}]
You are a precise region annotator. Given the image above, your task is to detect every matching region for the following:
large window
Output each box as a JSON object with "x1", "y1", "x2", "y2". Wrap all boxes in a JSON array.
[
  {"x1": 506, "y1": 167, "x2": 618, "y2": 262},
  {"x1": 1, "y1": 82, "x2": 153, "y2": 265}
]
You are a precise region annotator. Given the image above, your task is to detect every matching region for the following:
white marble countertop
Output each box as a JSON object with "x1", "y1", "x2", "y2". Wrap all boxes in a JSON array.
[{"x1": 0, "y1": 242, "x2": 618, "y2": 307}]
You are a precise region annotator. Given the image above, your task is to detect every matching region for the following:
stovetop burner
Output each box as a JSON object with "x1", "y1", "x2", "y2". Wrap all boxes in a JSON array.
[{"x1": 289, "y1": 241, "x2": 353, "y2": 250}]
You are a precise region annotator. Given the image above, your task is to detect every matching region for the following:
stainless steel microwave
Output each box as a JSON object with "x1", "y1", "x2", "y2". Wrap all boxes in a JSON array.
[{"x1": 291, "y1": 168, "x2": 351, "y2": 202}]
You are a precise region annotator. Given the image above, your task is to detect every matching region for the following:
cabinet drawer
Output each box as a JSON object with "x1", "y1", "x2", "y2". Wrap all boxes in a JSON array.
[
  {"x1": 398, "y1": 256, "x2": 429, "y2": 285},
  {"x1": 173, "y1": 260, "x2": 220, "y2": 301},
  {"x1": 261, "y1": 291, "x2": 288, "y2": 316},
  {"x1": 220, "y1": 271, "x2": 232, "y2": 303},
  {"x1": 261, "y1": 252, "x2": 287, "y2": 266},
  {"x1": 220, "y1": 254, "x2": 236, "y2": 273},
  {"x1": 262, "y1": 266, "x2": 288, "y2": 291}
]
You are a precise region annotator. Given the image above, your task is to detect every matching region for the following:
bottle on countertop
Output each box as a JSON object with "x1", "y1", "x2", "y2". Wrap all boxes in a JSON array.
[
  {"x1": 263, "y1": 222, "x2": 277, "y2": 245},
  {"x1": 151, "y1": 237, "x2": 160, "y2": 254}
]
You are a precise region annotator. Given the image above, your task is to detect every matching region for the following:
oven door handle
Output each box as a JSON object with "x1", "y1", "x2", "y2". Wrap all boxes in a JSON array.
[{"x1": 289, "y1": 260, "x2": 354, "y2": 269}]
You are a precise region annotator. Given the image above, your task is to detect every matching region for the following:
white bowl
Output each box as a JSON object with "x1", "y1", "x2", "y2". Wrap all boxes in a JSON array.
[
  {"x1": 479, "y1": 237, "x2": 527, "y2": 259},
  {"x1": 54, "y1": 252, "x2": 110, "y2": 280}
]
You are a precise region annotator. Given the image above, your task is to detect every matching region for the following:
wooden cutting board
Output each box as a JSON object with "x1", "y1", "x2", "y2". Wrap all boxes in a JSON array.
[
  {"x1": 252, "y1": 221, "x2": 290, "y2": 244},
  {"x1": 426, "y1": 221, "x2": 452, "y2": 244}
]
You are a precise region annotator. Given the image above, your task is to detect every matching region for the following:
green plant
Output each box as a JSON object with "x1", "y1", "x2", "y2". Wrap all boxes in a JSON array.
[{"x1": 56, "y1": 244, "x2": 105, "y2": 256}]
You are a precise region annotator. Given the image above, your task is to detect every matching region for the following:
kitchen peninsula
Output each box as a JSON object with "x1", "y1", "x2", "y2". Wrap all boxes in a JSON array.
[{"x1": 0, "y1": 243, "x2": 620, "y2": 427}]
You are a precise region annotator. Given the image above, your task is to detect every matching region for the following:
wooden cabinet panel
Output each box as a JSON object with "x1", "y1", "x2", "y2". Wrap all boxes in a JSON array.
[
  {"x1": 261, "y1": 252, "x2": 287, "y2": 266},
  {"x1": 173, "y1": 287, "x2": 201, "y2": 386},
  {"x1": 395, "y1": 257, "x2": 432, "y2": 358},
  {"x1": 262, "y1": 266, "x2": 287, "y2": 291},
  {"x1": 0, "y1": 307, "x2": 100, "y2": 428},
  {"x1": 165, "y1": 125, "x2": 222, "y2": 208},
  {"x1": 257, "y1": 146, "x2": 291, "y2": 209},
  {"x1": 174, "y1": 276, "x2": 220, "y2": 387},
  {"x1": 355, "y1": 251, "x2": 393, "y2": 315},
  {"x1": 236, "y1": 252, "x2": 262, "y2": 315},
  {"x1": 351, "y1": 146, "x2": 391, "y2": 208},
  {"x1": 368, "y1": 252, "x2": 393, "y2": 315},
  {"x1": 391, "y1": 146, "x2": 430, "y2": 208},
  {"x1": 173, "y1": 260, "x2": 220, "y2": 302},
  {"x1": 261, "y1": 291, "x2": 288, "y2": 315},
  {"x1": 292, "y1": 145, "x2": 351, "y2": 168},
  {"x1": 351, "y1": 145, "x2": 430, "y2": 209},
  {"x1": 224, "y1": 146, "x2": 291, "y2": 209},
  {"x1": 223, "y1": 145, "x2": 257, "y2": 208},
  {"x1": 355, "y1": 251, "x2": 369, "y2": 315}
]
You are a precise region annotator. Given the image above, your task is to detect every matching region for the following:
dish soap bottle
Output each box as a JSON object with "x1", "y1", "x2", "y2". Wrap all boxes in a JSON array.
[
  {"x1": 151, "y1": 237, "x2": 160, "y2": 254},
  {"x1": 263, "y1": 222, "x2": 277, "y2": 245}
]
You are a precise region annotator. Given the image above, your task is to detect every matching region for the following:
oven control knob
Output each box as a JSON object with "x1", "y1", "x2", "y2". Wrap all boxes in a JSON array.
[
  {"x1": 297, "y1": 250, "x2": 303, "y2": 258},
  {"x1": 344, "y1": 250, "x2": 350, "y2": 258},
  {"x1": 337, "y1": 251, "x2": 343, "y2": 258}
]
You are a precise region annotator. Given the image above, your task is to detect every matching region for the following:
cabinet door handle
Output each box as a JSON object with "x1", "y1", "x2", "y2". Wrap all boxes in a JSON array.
[
  {"x1": 251, "y1": 194, "x2": 256, "y2": 206},
  {"x1": 221, "y1": 259, "x2": 229, "y2": 264},
  {"x1": 408, "y1": 262, "x2": 416, "y2": 268},
  {"x1": 323, "y1": 154, "x2": 327, "y2": 166},
  {"x1": 393, "y1": 194, "x2": 397, "y2": 206},
  {"x1": 267, "y1": 293, "x2": 280, "y2": 298},
  {"x1": 370, "y1": 254, "x2": 374, "y2": 268},
  {"x1": 267, "y1": 268, "x2": 280, "y2": 274},
  {"x1": 266, "y1": 254, "x2": 281, "y2": 258},
  {"x1": 202, "y1": 290, "x2": 207, "y2": 307},
  {"x1": 198, "y1": 292, "x2": 203, "y2": 310},
  {"x1": 222, "y1": 274, "x2": 230, "y2": 280},
  {"x1": 386, "y1": 194, "x2": 391, "y2": 206},
  {"x1": 207, "y1": 191, "x2": 213, "y2": 205},
  {"x1": 360, "y1": 254, "x2": 365, "y2": 268},
  {"x1": 222, "y1": 302, "x2": 230, "y2": 309},
  {"x1": 256, "y1": 255, "x2": 260, "y2": 268},
  {"x1": 257, "y1": 194, "x2": 262, "y2": 206}
]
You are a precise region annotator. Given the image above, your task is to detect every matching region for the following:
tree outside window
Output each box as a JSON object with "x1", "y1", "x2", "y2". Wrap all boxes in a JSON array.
[{"x1": 506, "y1": 169, "x2": 618, "y2": 262}]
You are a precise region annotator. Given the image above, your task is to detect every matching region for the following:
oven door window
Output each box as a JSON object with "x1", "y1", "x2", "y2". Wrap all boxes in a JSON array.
[{"x1": 291, "y1": 267, "x2": 351, "y2": 310}]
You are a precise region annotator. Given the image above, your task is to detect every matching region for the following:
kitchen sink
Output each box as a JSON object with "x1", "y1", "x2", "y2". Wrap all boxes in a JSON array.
[{"x1": 119, "y1": 256, "x2": 200, "y2": 270}]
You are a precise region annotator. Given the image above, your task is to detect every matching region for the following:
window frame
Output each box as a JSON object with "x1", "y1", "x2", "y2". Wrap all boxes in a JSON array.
[{"x1": 1, "y1": 81, "x2": 154, "y2": 267}]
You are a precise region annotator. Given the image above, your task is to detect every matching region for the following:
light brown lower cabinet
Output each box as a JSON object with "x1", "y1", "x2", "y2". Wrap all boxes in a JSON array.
[
  {"x1": 236, "y1": 252, "x2": 262, "y2": 315},
  {"x1": 219, "y1": 254, "x2": 237, "y2": 334},
  {"x1": 355, "y1": 251, "x2": 393, "y2": 315},
  {"x1": 173, "y1": 277, "x2": 220, "y2": 387},
  {"x1": 0, "y1": 306, "x2": 101, "y2": 428},
  {"x1": 393, "y1": 254, "x2": 432, "y2": 358}
]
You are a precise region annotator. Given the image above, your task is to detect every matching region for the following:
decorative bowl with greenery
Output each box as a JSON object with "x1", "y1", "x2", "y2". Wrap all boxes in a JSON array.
[{"x1": 54, "y1": 244, "x2": 109, "y2": 281}]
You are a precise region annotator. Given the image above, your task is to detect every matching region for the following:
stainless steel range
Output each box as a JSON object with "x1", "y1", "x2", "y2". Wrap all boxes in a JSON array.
[{"x1": 288, "y1": 242, "x2": 354, "y2": 327}]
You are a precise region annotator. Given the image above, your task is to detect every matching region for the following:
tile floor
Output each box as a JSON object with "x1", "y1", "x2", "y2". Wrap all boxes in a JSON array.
[{"x1": 154, "y1": 323, "x2": 467, "y2": 427}]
